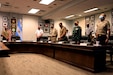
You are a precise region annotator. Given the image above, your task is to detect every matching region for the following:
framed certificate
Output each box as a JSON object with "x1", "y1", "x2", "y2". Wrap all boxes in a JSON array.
[
  {"x1": 44, "y1": 27, "x2": 49, "y2": 33},
  {"x1": 2, "y1": 16, "x2": 8, "y2": 21},
  {"x1": 43, "y1": 23, "x2": 50, "y2": 33},
  {"x1": 2, "y1": 22, "x2": 8, "y2": 27}
]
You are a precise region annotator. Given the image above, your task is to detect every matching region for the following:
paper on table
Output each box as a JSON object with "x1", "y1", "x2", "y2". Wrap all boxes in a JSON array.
[{"x1": 80, "y1": 43, "x2": 87, "y2": 46}]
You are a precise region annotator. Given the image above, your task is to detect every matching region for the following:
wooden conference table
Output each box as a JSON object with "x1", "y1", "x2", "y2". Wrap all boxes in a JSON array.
[{"x1": 4, "y1": 41, "x2": 111, "y2": 72}]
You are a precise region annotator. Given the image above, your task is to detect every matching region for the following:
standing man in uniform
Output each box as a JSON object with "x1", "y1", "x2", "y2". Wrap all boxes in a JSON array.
[
  {"x1": 1, "y1": 25, "x2": 12, "y2": 42},
  {"x1": 72, "y1": 21, "x2": 82, "y2": 44},
  {"x1": 58, "y1": 23, "x2": 68, "y2": 41},
  {"x1": 49, "y1": 24, "x2": 58, "y2": 42},
  {"x1": 96, "y1": 13, "x2": 110, "y2": 45}
]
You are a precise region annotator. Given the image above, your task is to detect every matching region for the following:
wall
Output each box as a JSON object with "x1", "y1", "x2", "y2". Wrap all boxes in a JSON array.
[{"x1": 23, "y1": 15, "x2": 39, "y2": 41}]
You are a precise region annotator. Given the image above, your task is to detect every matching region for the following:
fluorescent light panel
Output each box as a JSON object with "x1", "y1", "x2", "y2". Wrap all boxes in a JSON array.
[
  {"x1": 78, "y1": 14, "x2": 82, "y2": 16},
  {"x1": 0, "y1": 3, "x2": 1, "y2": 7},
  {"x1": 39, "y1": 0, "x2": 55, "y2": 5},
  {"x1": 65, "y1": 15, "x2": 75, "y2": 19},
  {"x1": 84, "y1": 7, "x2": 99, "y2": 13},
  {"x1": 28, "y1": 8, "x2": 40, "y2": 14}
]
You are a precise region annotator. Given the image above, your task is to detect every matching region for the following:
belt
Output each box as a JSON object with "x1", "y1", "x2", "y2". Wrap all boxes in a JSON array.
[{"x1": 51, "y1": 36, "x2": 57, "y2": 37}]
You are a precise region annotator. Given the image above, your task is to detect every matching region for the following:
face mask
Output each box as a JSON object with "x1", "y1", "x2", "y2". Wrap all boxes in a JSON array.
[
  {"x1": 38, "y1": 27, "x2": 40, "y2": 30},
  {"x1": 87, "y1": 24, "x2": 89, "y2": 27},
  {"x1": 99, "y1": 15, "x2": 105, "y2": 21},
  {"x1": 75, "y1": 23, "x2": 78, "y2": 25},
  {"x1": 51, "y1": 26, "x2": 53, "y2": 28}
]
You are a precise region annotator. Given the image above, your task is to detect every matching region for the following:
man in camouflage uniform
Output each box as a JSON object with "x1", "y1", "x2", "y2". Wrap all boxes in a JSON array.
[{"x1": 72, "y1": 21, "x2": 82, "y2": 44}]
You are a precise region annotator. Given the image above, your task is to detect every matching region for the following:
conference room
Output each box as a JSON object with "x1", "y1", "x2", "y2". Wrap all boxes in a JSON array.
[{"x1": 0, "y1": 0, "x2": 113, "y2": 75}]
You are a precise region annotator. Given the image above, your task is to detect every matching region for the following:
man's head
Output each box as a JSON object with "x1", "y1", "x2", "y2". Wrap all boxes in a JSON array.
[
  {"x1": 51, "y1": 24, "x2": 54, "y2": 29},
  {"x1": 99, "y1": 13, "x2": 106, "y2": 21},
  {"x1": 66, "y1": 30, "x2": 68, "y2": 33},
  {"x1": 38, "y1": 26, "x2": 40, "y2": 30},
  {"x1": 59, "y1": 23, "x2": 63, "y2": 28},
  {"x1": 86, "y1": 23, "x2": 89, "y2": 28},
  {"x1": 74, "y1": 21, "x2": 79, "y2": 26}
]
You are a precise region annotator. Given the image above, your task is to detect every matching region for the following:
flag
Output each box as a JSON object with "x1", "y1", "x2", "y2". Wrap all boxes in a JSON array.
[{"x1": 16, "y1": 19, "x2": 22, "y2": 41}]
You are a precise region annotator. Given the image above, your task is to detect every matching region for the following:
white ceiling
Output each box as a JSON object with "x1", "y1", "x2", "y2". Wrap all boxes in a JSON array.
[{"x1": 0, "y1": 0, "x2": 113, "y2": 20}]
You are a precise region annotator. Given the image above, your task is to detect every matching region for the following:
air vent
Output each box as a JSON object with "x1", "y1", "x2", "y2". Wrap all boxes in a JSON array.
[
  {"x1": 48, "y1": 6, "x2": 53, "y2": 8},
  {"x1": 33, "y1": 0, "x2": 37, "y2": 1},
  {"x1": 14, "y1": 7, "x2": 19, "y2": 9},
  {"x1": 58, "y1": 0, "x2": 65, "y2": 1},
  {"x1": 2, "y1": 4, "x2": 11, "y2": 8},
  {"x1": 40, "y1": 10, "x2": 46, "y2": 12},
  {"x1": 0, "y1": 3, "x2": 1, "y2": 7}
]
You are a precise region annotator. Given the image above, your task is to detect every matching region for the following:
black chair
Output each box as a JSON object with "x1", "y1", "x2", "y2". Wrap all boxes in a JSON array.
[
  {"x1": 106, "y1": 36, "x2": 113, "y2": 64},
  {"x1": 11, "y1": 36, "x2": 20, "y2": 42},
  {"x1": 41, "y1": 36, "x2": 48, "y2": 42}
]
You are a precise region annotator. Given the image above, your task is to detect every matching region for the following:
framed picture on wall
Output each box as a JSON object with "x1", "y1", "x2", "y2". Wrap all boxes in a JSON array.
[
  {"x1": 91, "y1": 15, "x2": 95, "y2": 21},
  {"x1": 39, "y1": 23, "x2": 42, "y2": 27},
  {"x1": 39, "y1": 23, "x2": 44, "y2": 30},
  {"x1": 85, "y1": 17, "x2": 90, "y2": 25},
  {"x1": 43, "y1": 23, "x2": 50, "y2": 33},
  {"x1": 2, "y1": 22, "x2": 8, "y2": 27},
  {"x1": 44, "y1": 27, "x2": 49, "y2": 33},
  {"x1": 2, "y1": 16, "x2": 8, "y2": 21}
]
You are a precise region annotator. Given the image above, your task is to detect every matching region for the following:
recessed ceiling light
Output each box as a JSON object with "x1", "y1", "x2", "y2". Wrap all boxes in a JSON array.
[
  {"x1": 59, "y1": 0, "x2": 64, "y2": 1},
  {"x1": 65, "y1": 15, "x2": 74, "y2": 18},
  {"x1": 0, "y1": 3, "x2": 1, "y2": 7},
  {"x1": 79, "y1": 15, "x2": 82, "y2": 16},
  {"x1": 28, "y1": 8, "x2": 40, "y2": 14},
  {"x1": 27, "y1": 6, "x2": 30, "y2": 8},
  {"x1": 53, "y1": 4, "x2": 57, "y2": 5},
  {"x1": 39, "y1": 0, "x2": 55, "y2": 5},
  {"x1": 84, "y1": 7, "x2": 99, "y2": 13}
]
